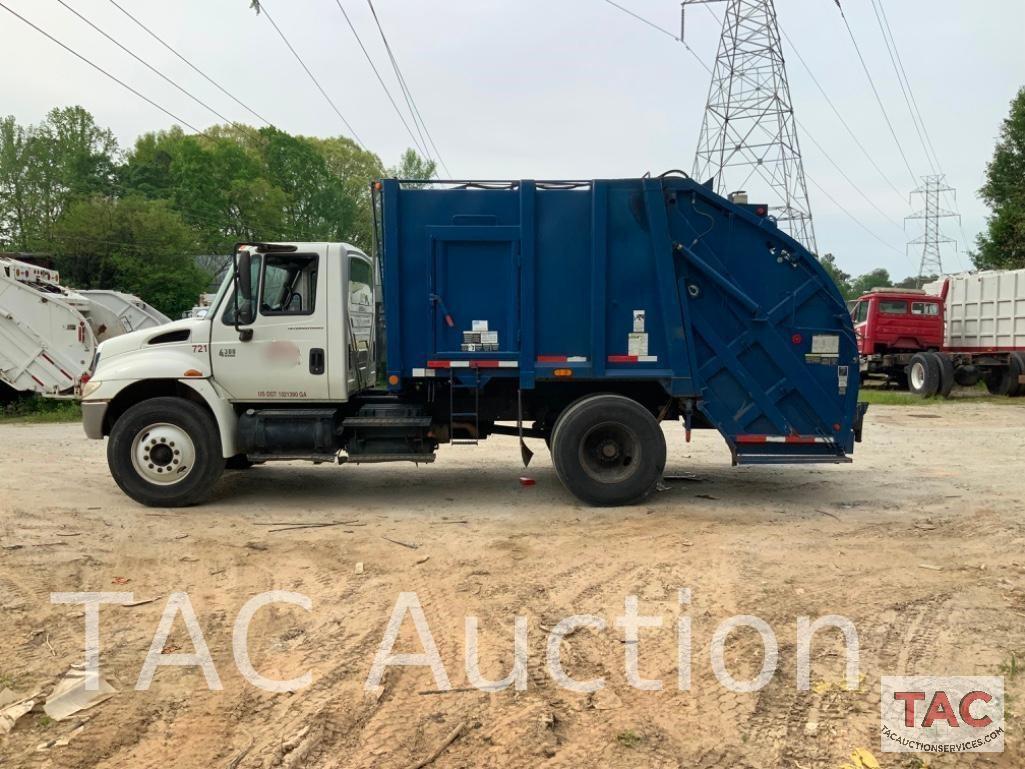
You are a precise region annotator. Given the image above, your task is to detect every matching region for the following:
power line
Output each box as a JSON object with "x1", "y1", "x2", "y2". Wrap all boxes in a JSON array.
[
  {"x1": 55, "y1": 0, "x2": 241, "y2": 129},
  {"x1": 807, "y1": 175, "x2": 911, "y2": 261},
  {"x1": 256, "y1": 2, "x2": 365, "y2": 147},
  {"x1": 866, "y1": 0, "x2": 936, "y2": 174},
  {"x1": 330, "y1": 0, "x2": 430, "y2": 159},
  {"x1": 106, "y1": 0, "x2": 273, "y2": 127},
  {"x1": 868, "y1": 0, "x2": 968, "y2": 269},
  {"x1": 776, "y1": 24, "x2": 907, "y2": 205},
  {"x1": 696, "y1": 4, "x2": 905, "y2": 232},
  {"x1": 366, "y1": 0, "x2": 451, "y2": 176},
  {"x1": 801, "y1": 127, "x2": 905, "y2": 232},
  {"x1": 872, "y1": 0, "x2": 943, "y2": 171},
  {"x1": 835, "y1": 6, "x2": 919, "y2": 186},
  {"x1": 0, "y1": 2, "x2": 202, "y2": 133},
  {"x1": 601, "y1": 0, "x2": 911, "y2": 262}
]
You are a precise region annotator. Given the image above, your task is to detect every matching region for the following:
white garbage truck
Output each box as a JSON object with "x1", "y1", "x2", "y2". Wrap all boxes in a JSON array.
[{"x1": 0, "y1": 255, "x2": 170, "y2": 398}]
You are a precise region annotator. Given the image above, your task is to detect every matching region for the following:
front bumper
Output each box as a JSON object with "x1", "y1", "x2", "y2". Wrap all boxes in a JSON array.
[{"x1": 82, "y1": 401, "x2": 109, "y2": 439}]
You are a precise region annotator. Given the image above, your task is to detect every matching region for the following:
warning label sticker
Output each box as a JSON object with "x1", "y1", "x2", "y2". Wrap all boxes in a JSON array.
[
  {"x1": 811, "y1": 334, "x2": 840, "y2": 354},
  {"x1": 628, "y1": 333, "x2": 648, "y2": 357}
]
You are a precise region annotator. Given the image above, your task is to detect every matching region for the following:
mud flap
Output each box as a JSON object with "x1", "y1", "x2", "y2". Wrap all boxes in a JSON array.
[
  {"x1": 854, "y1": 402, "x2": 868, "y2": 443},
  {"x1": 518, "y1": 389, "x2": 533, "y2": 467}
]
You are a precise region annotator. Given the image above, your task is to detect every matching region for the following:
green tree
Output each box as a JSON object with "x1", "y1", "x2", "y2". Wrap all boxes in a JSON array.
[
  {"x1": 52, "y1": 196, "x2": 208, "y2": 318},
  {"x1": 309, "y1": 136, "x2": 384, "y2": 250},
  {"x1": 389, "y1": 148, "x2": 437, "y2": 187},
  {"x1": 975, "y1": 86, "x2": 1025, "y2": 270},
  {"x1": 0, "y1": 106, "x2": 118, "y2": 249},
  {"x1": 849, "y1": 268, "x2": 893, "y2": 298},
  {"x1": 818, "y1": 253, "x2": 853, "y2": 299},
  {"x1": 121, "y1": 127, "x2": 285, "y2": 247}
]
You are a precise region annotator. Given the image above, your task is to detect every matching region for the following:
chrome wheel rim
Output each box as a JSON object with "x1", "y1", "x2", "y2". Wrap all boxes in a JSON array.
[
  {"x1": 131, "y1": 422, "x2": 195, "y2": 485},
  {"x1": 910, "y1": 361, "x2": 926, "y2": 390}
]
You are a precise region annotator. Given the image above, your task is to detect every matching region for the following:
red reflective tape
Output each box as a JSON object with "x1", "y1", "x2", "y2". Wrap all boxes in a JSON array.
[
  {"x1": 735, "y1": 435, "x2": 767, "y2": 444},
  {"x1": 427, "y1": 360, "x2": 450, "y2": 369},
  {"x1": 444, "y1": 314, "x2": 455, "y2": 328},
  {"x1": 30, "y1": 374, "x2": 45, "y2": 387},
  {"x1": 537, "y1": 355, "x2": 567, "y2": 363},
  {"x1": 608, "y1": 355, "x2": 637, "y2": 363},
  {"x1": 474, "y1": 360, "x2": 500, "y2": 368},
  {"x1": 785, "y1": 436, "x2": 817, "y2": 444},
  {"x1": 41, "y1": 352, "x2": 55, "y2": 365}
]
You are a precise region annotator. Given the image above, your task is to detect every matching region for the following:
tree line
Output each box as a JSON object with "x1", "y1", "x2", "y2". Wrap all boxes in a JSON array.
[{"x1": 0, "y1": 106, "x2": 434, "y2": 317}]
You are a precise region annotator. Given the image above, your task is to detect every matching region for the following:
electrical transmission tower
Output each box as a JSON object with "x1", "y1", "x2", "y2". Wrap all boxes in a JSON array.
[
  {"x1": 683, "y1": 0, "x2": 818, "y2": 252},
  {"x1": 906, "y1": 175, "x2": 959, "y2": 283}
]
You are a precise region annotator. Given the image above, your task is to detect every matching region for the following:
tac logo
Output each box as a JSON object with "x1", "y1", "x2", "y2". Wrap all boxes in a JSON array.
[{"x1": 880, "y1": 676, "x2": 1004, "y2": 753}]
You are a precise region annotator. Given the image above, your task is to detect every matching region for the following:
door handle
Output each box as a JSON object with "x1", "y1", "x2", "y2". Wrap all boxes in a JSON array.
[{"x1": 309, "y1": 348, "x2": 325, "y2": 375}]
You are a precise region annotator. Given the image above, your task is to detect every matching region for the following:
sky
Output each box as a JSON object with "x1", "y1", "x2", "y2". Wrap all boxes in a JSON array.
[{"x1": 1, "y1": 0, "x2": 1023, "y2": 279}]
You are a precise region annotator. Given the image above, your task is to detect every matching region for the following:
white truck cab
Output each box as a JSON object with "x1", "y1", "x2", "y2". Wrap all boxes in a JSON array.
[{"x1": 82, "y1": 242, "x2": 378, "y2": 506}]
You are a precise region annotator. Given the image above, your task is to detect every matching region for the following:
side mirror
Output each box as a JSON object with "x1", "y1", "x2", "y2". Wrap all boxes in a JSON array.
[
  {"x1": 237, "y1": 250, "x2": 252, "y2": 303},
  {"x1": 233, "y1": 249, "x2": 255, "y2": 341}
]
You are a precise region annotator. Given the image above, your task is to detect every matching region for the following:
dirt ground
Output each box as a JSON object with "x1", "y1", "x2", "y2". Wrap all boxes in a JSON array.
[{"x1": 1, "y1": 402, "x2": 1024, "y2": 768}]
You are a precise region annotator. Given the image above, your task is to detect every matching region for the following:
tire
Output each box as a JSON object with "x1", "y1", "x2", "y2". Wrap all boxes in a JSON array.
[
  {"x1": 934, "y1": 353, "x2": 955, "y2": 398},
  {"x1": 550, "y1": 394, "x2": 666, "y2": 507},
  {"x1": 1010, "y1": 353, "x2": 1025, "y2": 397},
  {"x1": 107, "y1": 397, "x2": 224, "y2": 507},
  {"x1": 907, "y1": 353, "x2": 940, "y2": 397},
  {"x1": 984, "y1": 364, "x2": 1016, "y2": 396}
]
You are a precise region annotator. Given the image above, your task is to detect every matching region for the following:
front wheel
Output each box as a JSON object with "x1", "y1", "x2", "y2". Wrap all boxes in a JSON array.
[
  {"x1": 107, "y1": 397, "x2": 224, "y2": 507},
  {"x1": 550, "y1": 394, "x2": 666, "y2": 507}
]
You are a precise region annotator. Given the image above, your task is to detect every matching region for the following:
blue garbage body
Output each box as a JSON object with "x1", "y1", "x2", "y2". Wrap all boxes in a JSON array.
[{"x1": 380, "y1": 176, "x2": 862, "y2": 464}]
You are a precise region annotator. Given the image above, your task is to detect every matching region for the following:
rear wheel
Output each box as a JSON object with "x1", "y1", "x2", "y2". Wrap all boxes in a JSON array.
[
  {"x1": 908, "y1": 353, "x2": 940, "y2": 397},
  {"x1": 984, "y1": 364, "x2": 1016, "y2": 396},
  {"x1": 550, "y1": 394, "x2": 665, "y2": 507},
  {"x1": 1009, "y1": 353, "x2": 1025, "y2": 397},
  {"x1": 935, "y1": 353, "x2": 955, "y2": 398},
  {"x1": 108, "y1": 397, "x2": 224, "y2": 507}
]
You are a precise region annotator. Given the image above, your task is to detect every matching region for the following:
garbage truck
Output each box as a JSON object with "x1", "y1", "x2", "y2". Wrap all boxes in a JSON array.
[
  {"x1": 0, "y1": 255, "x2": 170, "y2": 398},
  {"x1": 850, "y1": 269, "x2": 1025, "y2": 397},
  {"x1": 81, "y1": 175, "x2": 866, "y2": 507}
]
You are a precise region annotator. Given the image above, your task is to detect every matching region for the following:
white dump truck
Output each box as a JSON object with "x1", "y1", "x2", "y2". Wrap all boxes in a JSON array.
[{"x1": 0, "y1": 255, "x2": 170, "y2": 398}]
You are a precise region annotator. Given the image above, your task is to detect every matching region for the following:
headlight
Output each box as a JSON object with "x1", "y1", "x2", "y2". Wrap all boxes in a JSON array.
[{"x1": 81, "y1": 379, "x2": 103, "y2": 399}]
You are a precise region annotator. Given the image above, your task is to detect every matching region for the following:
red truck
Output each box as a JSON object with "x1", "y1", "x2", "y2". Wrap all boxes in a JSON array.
[{"x1": 851, "y1": 276, "x2": 1025, "y2": 398}]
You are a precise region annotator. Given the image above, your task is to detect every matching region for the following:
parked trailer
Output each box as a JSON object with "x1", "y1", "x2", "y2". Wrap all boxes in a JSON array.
[
  {"x1": 81, "y1": 175, "x2": 865, "y2": 507},
  {"x1": 851, "y1": 269, "x2": 1025, "y2": 397},
  {"x1": 0, "y1": 256, "x2": 170, "y2": 397}
]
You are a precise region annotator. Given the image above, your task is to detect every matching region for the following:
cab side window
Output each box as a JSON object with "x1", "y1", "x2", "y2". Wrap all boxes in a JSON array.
[
  {"x1": 260, "y1": 254, "x2": 318, "y2": 316},
  {"x1": 854, "y1": 302, "x2": 869, "y2": 323},
  {"x1": 911, "y1": 302, "x2": 939, "y2": 316}
]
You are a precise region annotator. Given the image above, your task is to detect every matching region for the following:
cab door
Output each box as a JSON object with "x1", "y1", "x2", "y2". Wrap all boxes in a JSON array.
[
  {"x1": 344, "y1": 251, "x2": 376, "y2": 395},
  {"x1": 210, "y1": 248, "x2": 331, "y2": 402},
  {"x1": 852, "y1": 300, "x2": 870, "y2": 354}
]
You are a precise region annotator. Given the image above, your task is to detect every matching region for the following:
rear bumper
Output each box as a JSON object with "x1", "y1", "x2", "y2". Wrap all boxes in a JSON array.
[{"x1": 82, "y1": 400, "x2": 108, "y2": 439}]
